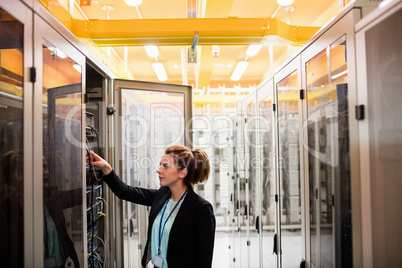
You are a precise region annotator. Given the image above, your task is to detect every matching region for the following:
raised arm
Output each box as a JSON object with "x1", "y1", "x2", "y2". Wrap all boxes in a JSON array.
[{"x1": 87, "y1": 151, "x2": 157, "y2": 206}]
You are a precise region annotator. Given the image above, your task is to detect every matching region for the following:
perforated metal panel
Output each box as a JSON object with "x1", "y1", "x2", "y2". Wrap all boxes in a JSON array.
[{"x1": 365, "y1": 8, "x2": 402, "y2": 268}]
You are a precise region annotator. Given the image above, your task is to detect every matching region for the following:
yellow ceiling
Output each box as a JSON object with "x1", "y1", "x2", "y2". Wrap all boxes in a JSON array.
[{"x1": 41, "y1": 0, "x2": 341, "y2": 89}]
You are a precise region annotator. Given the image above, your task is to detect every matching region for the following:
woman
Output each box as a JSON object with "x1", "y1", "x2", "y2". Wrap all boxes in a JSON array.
[{"x1": 87, "y1": 145, "x2": 216, "y2": 268}]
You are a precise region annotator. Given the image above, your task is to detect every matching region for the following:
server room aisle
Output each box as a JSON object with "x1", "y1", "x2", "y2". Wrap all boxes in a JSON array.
[{"x1": 213, "y1": 232, "x2": 231, "y2": 268}]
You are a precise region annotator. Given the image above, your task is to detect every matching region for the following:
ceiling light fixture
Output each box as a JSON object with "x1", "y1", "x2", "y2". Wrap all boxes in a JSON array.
[
  {"x1": 73, "y1": 64, "x2": 82, "y2": 73},
  {"x1": 102, "y1": 5, "x2": 115, "y2": 20},
  {"x1": 330, "y1": 70, "x2": 348, "y2": 80},
  {"x1": 144, "y1": 46, "x2": 159, "y2": 58},
  {"x1": 246, "y1": 45, "x2": 263, "y2": 57},
  {"x1": 125, "y1": 0, "x2": 142, "y2": 7},
  {"x1": 276, "y1": 0, "x2": 294, "y2": 6},
  {"x1": 152, "y1": 62, "x2": 168, "y2": 81},
  {"x1": 282, "y1": 6, "x2": 295, "y2": 12},
  {"x1": 80, "y1": 0, "x2": 90, "y2": 7},
  {"x1": 231, "y1": 61, "x2": 249, "y2": 81}
]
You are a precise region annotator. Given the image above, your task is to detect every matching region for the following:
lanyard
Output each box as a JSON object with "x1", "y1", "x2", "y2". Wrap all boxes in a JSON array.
[{"x1": 158, "y1": 189, "x2": 188, "y2": 255}]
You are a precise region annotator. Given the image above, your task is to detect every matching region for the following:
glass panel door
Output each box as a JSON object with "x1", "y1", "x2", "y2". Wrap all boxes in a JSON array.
[
  {"x1": 236, "y1": 101, "x2": 247, "y2": 267},
  {"x1": 257, "y1": 80, "x2": 277, "y2": 267},
  {"x1": 232, "y1": 101, "x2": 245, "y2": 268},
  {"x1": 276, "y1": 68, "x2": 303, "y2": 267},
  {"x1": 114, "y1": 79, "x2": 192, "y2": 267},
  {"x1": 35, "y1": 14, "x2": 86, "y2": 267},
  {"x1": 0, "y1": 7, "x2": 26, "y2": 267},
  {"x1": 305, "y1": 36, "x2": 352, "y2": 267},
  {"x1": 245, "y1": 94, "x2": 259, "y2": 268},
  {"x1": 42, "y1": 41, "x2": 84, "y2": 268}
]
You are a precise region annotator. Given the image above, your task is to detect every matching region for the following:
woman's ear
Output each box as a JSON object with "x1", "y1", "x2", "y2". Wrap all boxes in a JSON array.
[{"x1": 179, "y1": 168, "x2": 188, "y2": 179}]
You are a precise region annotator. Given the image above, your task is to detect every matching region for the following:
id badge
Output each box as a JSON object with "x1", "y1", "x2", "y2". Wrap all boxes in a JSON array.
[{"x1": 154, "y1": 254, "x2": 164, "y2": 268}]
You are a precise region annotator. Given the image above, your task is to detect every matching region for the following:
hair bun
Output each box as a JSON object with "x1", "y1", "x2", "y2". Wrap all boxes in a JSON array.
[{"x1": 165, "y1": 146, "x2": 210, "y2": 186}]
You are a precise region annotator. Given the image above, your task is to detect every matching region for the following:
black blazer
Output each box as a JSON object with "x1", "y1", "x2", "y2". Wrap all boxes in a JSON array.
[{"x1": 103, "y1": 170, "x2": 216, "y2": 268}]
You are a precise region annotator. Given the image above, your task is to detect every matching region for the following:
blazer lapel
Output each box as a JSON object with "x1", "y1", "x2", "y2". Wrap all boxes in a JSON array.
[
  {"x1": 168, "y1": 188, "x2": 195, "y2": 243},
  {"x1": 149, "y1": 187, "x2": 170, "y2": 225}
]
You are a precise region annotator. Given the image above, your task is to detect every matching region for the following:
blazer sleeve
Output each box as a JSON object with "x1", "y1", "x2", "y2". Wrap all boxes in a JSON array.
[
  {"x1": 194, "y1": 200, "x2": 216, "y2": 268},
  {"x1": 102, "y1": 170, "x2": 157, "y2": 206}
]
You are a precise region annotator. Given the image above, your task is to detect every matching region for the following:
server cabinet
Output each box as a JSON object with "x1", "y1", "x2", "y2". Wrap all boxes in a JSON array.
[
  {"x1": 356, "y1": 1, "x2": 402, "y2": 267},
  {"x1": 230, "y1": 101, "x2": 243, "y2": 267},
  {"x1": 33, "y1": 10, "x2": 87, "y2": 268},
  {"x1": 232, "y1": 100, "x2": 248, "y2": 268},
  {"x1": 256, "y1": 78, "x2": 278, "y2": 268},
  {"x1": 274, "y1": 56, "x2": 305, "y2": 268},
  {"x1": 243, "y1": 91, "x2": 259, "y2": 268},
  {"x1": 301, "y1": 7, "x2": 360, "y2": 268},
  {"x1": 0, "y1": 0, "x2": 33, "y2": 266}
]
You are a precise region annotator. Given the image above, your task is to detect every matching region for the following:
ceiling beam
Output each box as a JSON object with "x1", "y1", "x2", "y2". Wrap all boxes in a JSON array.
[{"x1": 72, "y1": 18, "x2": 320, "y2": 46}]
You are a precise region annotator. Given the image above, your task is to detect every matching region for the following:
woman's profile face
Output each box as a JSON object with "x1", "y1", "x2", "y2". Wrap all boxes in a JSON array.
[{"x1": 157, "y1": 154, "x2": 185, "y2": 188}]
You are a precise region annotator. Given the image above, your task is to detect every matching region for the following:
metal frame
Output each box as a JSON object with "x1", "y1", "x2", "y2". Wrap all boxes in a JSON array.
[
  {"x1": 300, "y1": 9, "x2": 359, "y2": 267},
  {"x1": 114, "y1": 79, "x2": 193, "y2": 148},
  {"x1": 236, "y1": 99, "x2": 247, "y2": 267},
  {"x1": 273, "y1": 54, "x2": 304, "y2": 268},
  {"x1": 232, "y1": 100, "x2": 244, "y2": 268},
  {"x1": 256, "y1": 77, "x2": 277, "y2": 268},
  {"x1": 85, "y1": 59, "x2": 116, "y2": 268},
  {"x1": 355, "y1": 1, "x2": 402, "y2": 267},
  {"x1": 33, "y1": 13, "x2": 86, "y2": 267},
  {"x1": 113, "y1": 78, "x2": 192, "y2": 267},
  {"x1": 242, "y1": 90, "x2": 259, "y2": 268},
  {"x1": 0, "y1": 0, "x2": 33, "y2": 266},
  {"x1": 71, "y1": 17, "x2": 320, "y2": 46}
]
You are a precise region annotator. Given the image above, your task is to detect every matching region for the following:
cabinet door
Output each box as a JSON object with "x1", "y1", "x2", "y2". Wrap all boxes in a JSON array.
[
  {"x1": 34, "y1": 13, "x2": 86, "y2": 268},
  {"x1": 113, "y1": 79, "x2": 192, "y2": 267},
  {"x1": 274, "y1": 57, "x2": 304, "y2": 268},
  {"x1": 232, "y1": 101, "x2": 246, "y2": 268},
  {"x1": 356, "y1": 3, "x2": 402, "y2": 267},
  {"x1": 257, "y1": 79, "x2": 278, "y2": 268},
  {"x1": 244, "y1": 91, "x2": 259, "y2": 268},
  {"x1": 304, "y1": 36, "x2": 350, "y2": 268},
  {"x1": 301, "y1": 9, "x2": 357, "y2": 267},
  {"x1": 0, "y1": 1, "x2": 33, "y2": 266}
]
